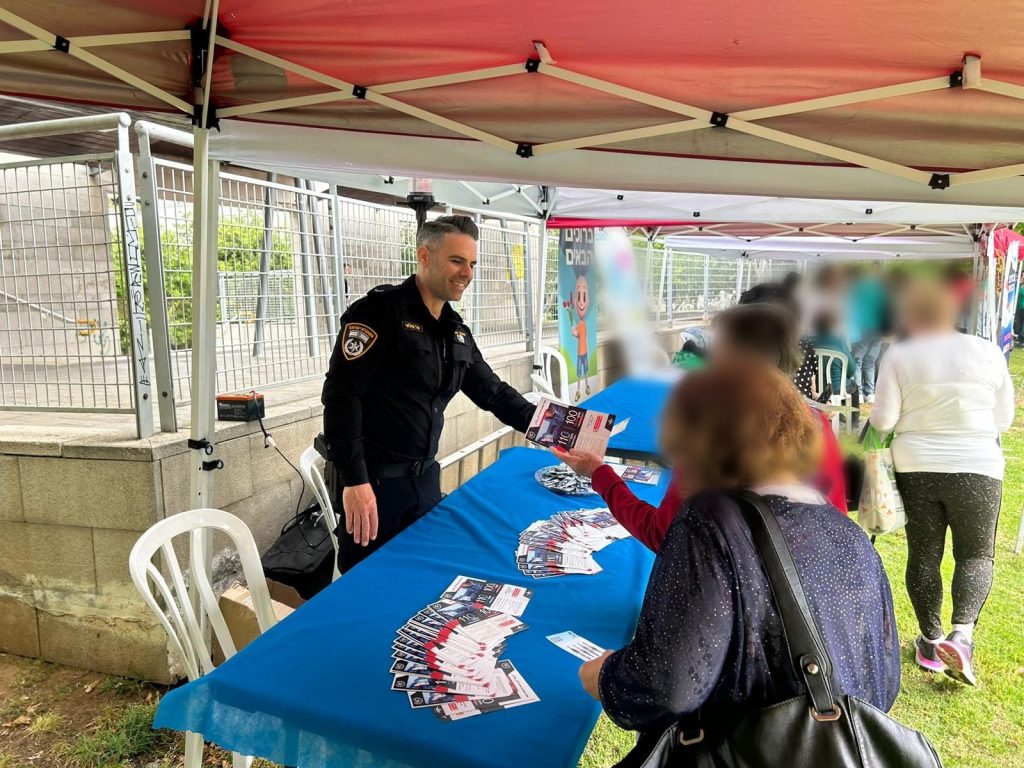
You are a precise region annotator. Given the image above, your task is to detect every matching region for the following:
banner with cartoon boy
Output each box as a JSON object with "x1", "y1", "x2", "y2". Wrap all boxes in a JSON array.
[{"x1": 557, "y1": 228, "x2": 598, "y2": 402}]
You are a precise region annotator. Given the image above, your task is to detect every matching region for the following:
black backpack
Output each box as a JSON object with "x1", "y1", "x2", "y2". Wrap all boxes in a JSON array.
[{"x1": 261, "y1": 502, "x2": 336, "y2": 599}]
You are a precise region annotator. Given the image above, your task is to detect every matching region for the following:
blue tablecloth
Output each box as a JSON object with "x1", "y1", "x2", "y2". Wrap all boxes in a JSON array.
[
  {"x1": 154, "y1": 447, "x2": 666, "y2": 768},
  {"x1": 581, "y1": 376, "x2": 675, "y2": 459}
]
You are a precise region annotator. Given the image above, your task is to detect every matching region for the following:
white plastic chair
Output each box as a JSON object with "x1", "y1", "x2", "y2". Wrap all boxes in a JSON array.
[
  {"x1": 531, "y1": 346, "x2": 570, "y2": 403},
  {"x1": 814, "y1": 347, "x2": 855, "y2": 435},
  {"x1": 299, "y1": 445, "x2": 342, "y2": 582},
  {"x1": 129, "y1": 508, "x2": 277, "y2": 768}
]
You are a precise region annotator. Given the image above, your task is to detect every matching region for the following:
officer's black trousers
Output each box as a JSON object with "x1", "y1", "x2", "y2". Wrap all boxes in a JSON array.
[{"x1": 336, "y1": 462, "x2": 442, "y2": 573}]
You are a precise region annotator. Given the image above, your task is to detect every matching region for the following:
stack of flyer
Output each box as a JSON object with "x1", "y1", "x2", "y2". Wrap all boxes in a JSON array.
[
  {"x1": 516, "y1": 508, "x2": 631, "y2": 578},
  {"x1": 524, "y1": 398, "x2": 625, "y2": 455},
  {"x1": 391, "y1": 575, "x2": 540, "y2": 721}
]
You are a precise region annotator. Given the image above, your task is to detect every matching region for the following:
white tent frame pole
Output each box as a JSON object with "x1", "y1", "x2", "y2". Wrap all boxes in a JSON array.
[
  {"x1": 189, "y1": 142, "x2": 220, "y2": 509},
  {"x1": 135, "y1": 122, "x2": 178, "y2": 434},
  {"x1": 0, "y1": 8, "x2": 191, "y2": 113},
  {"x1": 0, "y1": 30, "x2": 189, "y2": 55},
  {"x1": 190, "y1": 4, "x2": 220, "y2": 513},
  {"x1": 534, "y1": 212, "x2": 551, "y2": 367}
]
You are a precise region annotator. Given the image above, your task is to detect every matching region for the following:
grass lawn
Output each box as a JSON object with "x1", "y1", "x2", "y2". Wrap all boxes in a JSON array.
[{"x1": 579, "y1": 350, "x2": 1024, "y2": 768}]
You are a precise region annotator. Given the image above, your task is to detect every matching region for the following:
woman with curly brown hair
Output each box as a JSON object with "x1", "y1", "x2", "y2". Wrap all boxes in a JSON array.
[{"x1": 576, "y1": 360, "x2": 900, "y2": 741}]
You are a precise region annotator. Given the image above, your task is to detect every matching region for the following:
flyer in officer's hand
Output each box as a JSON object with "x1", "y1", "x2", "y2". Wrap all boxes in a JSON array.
[{"x1": 524, "y1": 397, "x2": 624, "y2": 457}]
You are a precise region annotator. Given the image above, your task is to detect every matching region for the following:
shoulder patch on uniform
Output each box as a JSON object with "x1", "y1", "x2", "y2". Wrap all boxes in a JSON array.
[
  {"x1": 342, "y1": 322, "x2": 378, "y2": 361},
  {"x1": 453, "y1": 329, "x2": 468, "y2": 345},
  {"x1": 402, "y1": 321, "x2": 424, "y2": 333}
]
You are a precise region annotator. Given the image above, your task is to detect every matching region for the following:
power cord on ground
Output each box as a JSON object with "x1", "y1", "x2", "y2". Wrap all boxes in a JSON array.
[{"x1": 251, "y1": 391, "x2": 329, "y2": 548}]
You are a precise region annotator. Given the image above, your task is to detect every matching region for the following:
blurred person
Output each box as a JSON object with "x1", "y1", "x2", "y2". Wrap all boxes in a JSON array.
[
  {"x1": 870, "y1": 278, "x2": 1014, "y2": 684},
  {"x1": 738, "y1": 277, "x2": 819, "y2": 398},
  {"x1": 943, "y1": 262, "x2": 975, "y2": 335},
  {"x1": 553, "y1": 304, "x2": 849, "y2": 555},
  {"x1": 576, "y1": 360, "x2": 900, "y2": 741},
  {"x1": 847, "y1": 263, "x2": 888, "y2": 403},
  {"x1": 801, "y1": 263, "x2": 848, "y2": 335}
]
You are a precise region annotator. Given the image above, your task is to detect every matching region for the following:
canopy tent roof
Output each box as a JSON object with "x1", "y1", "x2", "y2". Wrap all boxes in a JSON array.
[
  {"x1": 292, "y1": 173, "x2": 1007, "y2": 259},
  {"x1": 2, "y1": 2, "x2": 1024, "y2": 204},
  {"x1": 661, "y1": 233, "x2": 977, "y2": 261}
]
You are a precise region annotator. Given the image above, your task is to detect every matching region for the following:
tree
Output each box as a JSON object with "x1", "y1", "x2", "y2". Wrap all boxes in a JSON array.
[{"x1": 114, "y1": 209, "x2": 295, "y2": 352}]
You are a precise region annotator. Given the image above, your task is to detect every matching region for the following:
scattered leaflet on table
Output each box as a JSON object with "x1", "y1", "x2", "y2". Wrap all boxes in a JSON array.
[
  {"x1": 609, "y1": 464, "x2": 662, "y2": 486},
  {"x1": 516, "y1": 508, "x2": 631, "y2": 579},
  {"x1": 391, "y1": 576, "x2": 540, "y2": 719}
]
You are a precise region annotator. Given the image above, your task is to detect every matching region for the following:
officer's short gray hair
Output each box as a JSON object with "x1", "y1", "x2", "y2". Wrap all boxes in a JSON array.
[{"x1": 417, "y1": 215, "x2": 479, "y2": 249}]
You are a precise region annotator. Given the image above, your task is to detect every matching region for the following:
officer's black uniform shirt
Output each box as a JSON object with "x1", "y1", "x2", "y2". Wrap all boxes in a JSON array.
[{"x1": 322, "y1": 275, "x2": 535, "y2": 486}]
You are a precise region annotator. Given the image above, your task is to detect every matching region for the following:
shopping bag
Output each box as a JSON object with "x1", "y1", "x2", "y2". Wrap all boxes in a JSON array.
[{"x1": 857, "y1": 425, "x2": 906, "y2": 535}]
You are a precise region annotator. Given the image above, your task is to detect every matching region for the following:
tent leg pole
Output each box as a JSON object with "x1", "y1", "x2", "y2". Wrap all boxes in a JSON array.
[
  {"x1": 189, "y1": 127, "x2": 219, "y2": 512},
  {"x1": 533, "y1": 215, "x2": 550, "y2": 366},
  {"x1": 252, "y1": 172, "x2": 274, "y2": 358}
]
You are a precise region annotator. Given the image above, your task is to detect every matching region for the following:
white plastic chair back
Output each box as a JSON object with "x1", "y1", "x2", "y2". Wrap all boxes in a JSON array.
[
  {"x1": 814, "y1": 348, "x2": 850, "y2": 400},
  {"x1": 299, "y1": 445, "x2": 342, "y2": 582},
  {"x1": 128, "y1": 508, "x2": 278, "y2": 682},
  {"x1": 531, "y1": 346, "x2": 570, "y2": 403},
  {"x1": 814, "y1": 347, "x2": 855, "y2": 434}
]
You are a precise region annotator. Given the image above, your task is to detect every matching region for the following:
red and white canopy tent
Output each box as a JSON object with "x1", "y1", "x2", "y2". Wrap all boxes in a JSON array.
[{"x1": 2, "y1": 0, "x2": 1024, "y2": 507}]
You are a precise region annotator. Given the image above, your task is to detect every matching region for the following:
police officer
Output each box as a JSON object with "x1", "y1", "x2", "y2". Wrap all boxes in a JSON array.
[{"x1": 321, "y1": 215, "x2": 535, "y2": 572}]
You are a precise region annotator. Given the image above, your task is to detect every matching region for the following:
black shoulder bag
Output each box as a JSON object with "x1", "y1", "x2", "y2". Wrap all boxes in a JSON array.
[{"x1": 614, "y1": 490, "x2": 942, "y2": 768}]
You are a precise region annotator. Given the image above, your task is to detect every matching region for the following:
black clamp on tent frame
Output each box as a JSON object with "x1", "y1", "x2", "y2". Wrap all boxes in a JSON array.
[
  {"x1": 710, "y1": 112, "x2": 729, "y2": 128},
  {"x1": 517, "y1": 143, "x2": 534, "y2": 158},
  {"x1": 929, "y1": 173, "x2": 951, "y2": 190},
  {"x1": 525, "y1": 58, "x2": 541, "y2": 73},
  {"x1": 202, "y1": 459, "x2": 224, "y2": 472},
  {"x1": 53, "y1": 36, "x2": 70, "y2": 53},
  {"x1": 188, "y1": 19, "x2": 225, "y2": 130},
  {"x1": 187, "y1": 438, "x2": 214, "y2": 455},
  {"x1": 352, "y1": 85, "x2": 368, "y2": 99},
  {"x1": 192, "y1": 103, "x2": 220, "y2": 131},
  {"x1": 949, "y1": 70, "x2": 964, "y2": 88}
]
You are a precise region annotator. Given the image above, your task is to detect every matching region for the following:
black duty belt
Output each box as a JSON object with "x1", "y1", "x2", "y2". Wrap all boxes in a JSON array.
[{"x1": 369, "y1": 459, "x2": 437, "y2": 480}]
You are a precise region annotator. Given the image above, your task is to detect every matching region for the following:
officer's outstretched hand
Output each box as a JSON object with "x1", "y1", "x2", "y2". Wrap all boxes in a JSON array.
[{"x1": 343, "y1": 483, "x2": 378, "y2": 546}]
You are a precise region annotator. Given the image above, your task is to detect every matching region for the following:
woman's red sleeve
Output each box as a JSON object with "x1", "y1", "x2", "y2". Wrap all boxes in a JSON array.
[{"x1": 591, "y1": 465, "x2": 685, "y2": 553}]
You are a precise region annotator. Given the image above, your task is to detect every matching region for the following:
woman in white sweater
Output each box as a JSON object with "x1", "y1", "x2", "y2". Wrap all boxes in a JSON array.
[{"x1": 870, "y1": 279, "x2": 1014, "y2": 686}]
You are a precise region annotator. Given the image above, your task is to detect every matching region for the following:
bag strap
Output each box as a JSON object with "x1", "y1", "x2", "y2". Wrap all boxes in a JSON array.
[{"x1": 729, "y1": 490, "x2": 840, "y2": 719}]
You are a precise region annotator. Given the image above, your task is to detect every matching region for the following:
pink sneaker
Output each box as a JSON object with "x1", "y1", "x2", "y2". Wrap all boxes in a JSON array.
[
  {"x1": 936, "y1": 631, "x2": 976, "y2": 686},
  {"x1": 914, "y1": 635, "x2": 944, "y2": 673}
]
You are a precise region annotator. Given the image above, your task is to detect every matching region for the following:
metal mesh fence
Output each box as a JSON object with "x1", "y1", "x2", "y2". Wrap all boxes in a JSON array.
[
  {"x1": 153, "y1": 177, "x2": 537, "y2": 403},
  {"x1": 466, "y1": 219, "x2": 532, "y2": 348},
  {"x1": 1, "y1": 144, "x2": 808, "y2": 418},
  {"x1": 155, "y1": 161, "x2": 340, "y2": 401},
  {"x1": 0, "y1": 153, "x2": 136, "y2": 412},
  {"x1": 743, "y1": 258, "x2": 803, "y2": 288}
]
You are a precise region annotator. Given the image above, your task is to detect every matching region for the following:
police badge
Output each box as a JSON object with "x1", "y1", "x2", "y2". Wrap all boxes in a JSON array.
[{"x1": 342, "y1": 322, "x2": 378, "y2": 361}]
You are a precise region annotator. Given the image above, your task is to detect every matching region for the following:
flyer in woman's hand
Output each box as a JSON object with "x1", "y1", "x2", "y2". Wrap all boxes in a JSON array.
[{"x1": 524, "y1": 397, "x2": 622, "y2": 457}]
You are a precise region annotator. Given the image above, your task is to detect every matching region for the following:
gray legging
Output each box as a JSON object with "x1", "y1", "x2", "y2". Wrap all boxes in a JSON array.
[{"x1": 895, "y1": 472, "x2": 1002, "y2": 640}]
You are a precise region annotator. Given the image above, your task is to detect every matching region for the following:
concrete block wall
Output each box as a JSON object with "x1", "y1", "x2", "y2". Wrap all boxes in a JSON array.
[{"x1": 0, "y1": 330, "x2": 674, "y2": 681}]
